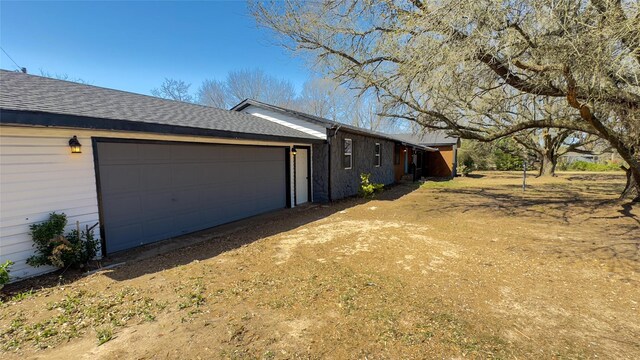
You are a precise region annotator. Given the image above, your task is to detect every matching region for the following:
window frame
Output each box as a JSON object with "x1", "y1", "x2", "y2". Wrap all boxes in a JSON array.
[
  {"x1": 343, "y1": 138, "x2": 353, "y2": 170},
  {"x1": 374, "y1": 143, "x2": 381, "y2": 167}
]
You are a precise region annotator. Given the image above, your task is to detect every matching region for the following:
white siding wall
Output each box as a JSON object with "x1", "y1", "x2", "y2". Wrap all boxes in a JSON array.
[
  {"x1": 0, "y1": 125, "x2": 310, "y2": 281},
  {"x1": 0, "y1": 128, "x2": 99, "y2": 279},
  {"x1": 242, "y1": 106, "x2": 328, "y2": 140}
]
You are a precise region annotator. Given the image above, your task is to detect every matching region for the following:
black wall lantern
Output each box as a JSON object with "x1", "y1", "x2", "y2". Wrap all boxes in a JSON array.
[
  {"x1": 69, "y1": 135, "x2": 82, "y2": 154},
  {"x1": 291, "y1": 146, "x2": 297, "y2": 156}
]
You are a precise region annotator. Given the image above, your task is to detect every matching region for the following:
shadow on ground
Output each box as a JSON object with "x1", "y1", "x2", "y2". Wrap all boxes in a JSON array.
[
  {"x1": 422, "y1": 181, "x2": 626, "y2": 220},
  {"x1": 419, "y1": 177, "x2": 639, "y2": 272},
  {"x1": 2, "y1": 182, "x2": 422, "y2": 295}
]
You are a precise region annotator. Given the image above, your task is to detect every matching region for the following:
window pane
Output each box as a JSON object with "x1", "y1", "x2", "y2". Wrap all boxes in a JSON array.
[
  {"x1": 375, "y1": 143, "x2": 380, "y2": 154},
  {"x1": 344, "y1": 139, "x2": 352, "y2": 153},
  {"x1": 344, "y1": 154, "x2": 352, "y2": 168}
]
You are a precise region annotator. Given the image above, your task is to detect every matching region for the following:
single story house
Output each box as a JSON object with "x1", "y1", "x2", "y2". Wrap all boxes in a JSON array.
[
  {"x1": 559, "y1": 151, "x2": 599, "y2": 164},
  {"x1": 392, "y1": 133, "x2": 461, "y2": 178},
  {"x1": 230, "y1": 99, "x2": 436, "y2": 201},
  {"x1": 0, "y1": 71, "x2": 434, "y2": 281},
  {"x1": 0, "y1": 70, "x2": 326, "y2": 279}
]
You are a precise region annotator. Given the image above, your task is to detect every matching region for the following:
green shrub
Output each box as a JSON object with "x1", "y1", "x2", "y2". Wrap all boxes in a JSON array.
[
  {"x1": 27, "y1": 213, "x2": 98, "y2": 269},
  {"x1": 494, "y1": 150, "x2": 524, "y2": 170},
  {"x1": 565, "y1": 160, "x2": 620, "y2": 172},
  {"x1": 556, "y1": 161, "x2": 569, "y2": 171},
  {"x1": 0, "y1": 260, "x2": 13, "y2": 288},
  {"x1": 459, "y1": 154, "x2": 475, "y2": 176},
  {"x1": 358, "y1": 173, "x2": 384, "y2": 198}
]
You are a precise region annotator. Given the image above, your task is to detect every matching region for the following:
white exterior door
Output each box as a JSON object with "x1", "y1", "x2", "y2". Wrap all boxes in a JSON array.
[{"x1": 295, "y1": 148, "x2": 309, "y2": 205}]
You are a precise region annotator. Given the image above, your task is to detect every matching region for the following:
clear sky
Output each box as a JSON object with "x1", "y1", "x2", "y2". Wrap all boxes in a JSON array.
[{"x1": 0, "y1": 1, "x2": 312, "y2": 96}]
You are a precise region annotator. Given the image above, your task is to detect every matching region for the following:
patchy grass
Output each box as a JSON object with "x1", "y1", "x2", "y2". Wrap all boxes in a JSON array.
[
  {"x1": 9, "y1": 290, "x2": 34, "y2": 303},
  {"x1": 1, "y1": 287, "x2": 162, "y2": 351},
  {"x1": 421, "y1": 179, "x2": 469, "y2": 189},
  {"x1": 177, "y1": 278, "x2": 207, "y2": 315},
  {"x1": 96, "y1": 327, "x2": 113, "y2": 345},
  {"x1": 0, "y1": 172, "x2": 638, "y2": 359}
]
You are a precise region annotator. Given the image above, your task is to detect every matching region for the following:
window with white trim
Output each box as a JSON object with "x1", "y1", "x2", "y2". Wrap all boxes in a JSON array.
[
  {"x1": 343, "y1": 138, "x2": 352, "y2": 169},
  {"x1": 374, "y1": 143, "x2": 381, "y2": 167}
]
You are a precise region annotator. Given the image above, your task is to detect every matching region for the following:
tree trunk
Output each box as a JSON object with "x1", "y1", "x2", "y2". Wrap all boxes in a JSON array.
[
  {"x1": 564, "y1": 81, "x2": 639, "y2": 202},
  {"x1": 615, "y1": 147, "x2": 640, "y2": 203},
  {"x1": 538, "y1": 151, "x2": 557, "y2": 177},
  {"x1": 621, "y1": 165, "x2": 640, "y2": 202}
]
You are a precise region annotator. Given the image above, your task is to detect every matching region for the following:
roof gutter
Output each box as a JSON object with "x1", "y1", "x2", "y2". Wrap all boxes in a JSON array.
[{"x1": 0, "y1": 109, "x2": 324, "y2": 144}]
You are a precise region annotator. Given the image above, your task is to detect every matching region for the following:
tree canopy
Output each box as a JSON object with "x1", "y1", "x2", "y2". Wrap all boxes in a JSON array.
[
  {"x1": 252, "y1": 0, "x2": 640, "y2": 200},
  {"x1": 151, "y1": 78, "x2": 194, "y2": 102}
]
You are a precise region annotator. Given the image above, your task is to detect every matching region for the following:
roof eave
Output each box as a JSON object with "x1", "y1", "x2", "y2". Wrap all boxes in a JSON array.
[
  {"x1": 421, "y1": 142, "x2": 459, "y2": 147},
  {"x1": 0, "y1": 109, "x2": 324, "y2": 144},
  {"x1": 397, "y1": 141, "x2": 438, "y2": 152},
  {"x1": 229, "y1": 99, "x2": 252, "y2": 112},
  {"x1": 233, "y1": 99, "x2": 333, "y2": 128},
  {"x1": 232, "y1": 100, "x2": 438, "y2": 149}
]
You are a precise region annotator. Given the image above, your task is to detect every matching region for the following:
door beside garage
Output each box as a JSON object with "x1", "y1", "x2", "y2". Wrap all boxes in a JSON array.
[
  {"x1": 294, "y1": 148, "x2": 309, "y2": 205},
  {"x1": 96, "y1": 141, "x2": 287, "y2": 253}
]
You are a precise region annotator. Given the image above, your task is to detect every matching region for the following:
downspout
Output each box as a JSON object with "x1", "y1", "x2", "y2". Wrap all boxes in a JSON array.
[
  {"x1": 327, "y1": 140, "x2": 332, "y2": 202},
  {"x1": 327, "y1": 124, "x2": 342, "y2": 202}
]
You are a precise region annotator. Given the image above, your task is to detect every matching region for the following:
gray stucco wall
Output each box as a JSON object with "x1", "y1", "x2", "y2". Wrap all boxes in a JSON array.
[
  {"x1": 329, "y1": 130, "x2": 395, "y2": 200},
  {"x1": 312, "y1": 142, "x2": 330, "y2": 202}
]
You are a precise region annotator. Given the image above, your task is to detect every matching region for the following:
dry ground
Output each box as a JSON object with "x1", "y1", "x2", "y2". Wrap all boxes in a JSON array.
[{"x1": 1, "y1": 171, "x2": 639, "y2": 359}]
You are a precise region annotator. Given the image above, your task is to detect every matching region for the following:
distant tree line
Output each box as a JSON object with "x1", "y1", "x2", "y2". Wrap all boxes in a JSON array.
[
  {"x1": 459, "y1": 137, "x2": 618, "y2": 175},
  {"x1": 150, "y1": 68, "x2": 406, "y2": 133}
]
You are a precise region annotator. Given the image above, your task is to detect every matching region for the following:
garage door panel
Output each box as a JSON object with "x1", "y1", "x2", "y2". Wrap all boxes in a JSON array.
[
  {"x1": 107, "y1": 223, "x2": 144, "y2": 253},
  {"x1": 206, "y1": 188, "x2": 236, "y2": 206},
  {"x1": 254, "y1": 161, "x2": 278, "y2": 173},
  {"x1": 100, "y1": 165, "x2": 141, "y2": 194},
  {"x1": 101, "y1": 195, "x2": 142, "y2": 225},
  {"x1": 199, "y1": 188, "x2": 222, "y2": 204},
  {"x1": 201, "y1": 168, "x2": 228, "y2": 184},
  {"x1": 98, "y1": 143, "x2": 140, "y2": 165},
  {"x1": 143, "y1": 217, "x2": 177, "y2": 239},
  {"x1": 98, "y1": 142, "x2": 286, "y2": 253},
  {"x1": 172, "y1": 188, "x2": 205, "y2": 212},
  {"x1": 140, "y1": 191, "x2": 174, "y2": 215},
  {"x1": 139, "y1": 143, "x2": 172, "y2": 162},
  {"x1": 171, "y1": 145, "x2": 210, "y2": 162},
  {"x1": 223, "y1": 148, "x2": 248, "y2": 162},
  {"x1": 141, "y1": 164, "x2": 173, "y2": 190},
  {"x1": 171, "y1": 211, "x2": 198, "y2": 234},
  {"x1": 171, "y1": 163, "x2": 204, "y2": 187}
]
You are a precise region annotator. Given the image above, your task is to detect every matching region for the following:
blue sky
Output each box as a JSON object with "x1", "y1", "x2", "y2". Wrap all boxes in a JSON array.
[{"x1": 0, "y1": 1, "x2": 312, "y2": 96}]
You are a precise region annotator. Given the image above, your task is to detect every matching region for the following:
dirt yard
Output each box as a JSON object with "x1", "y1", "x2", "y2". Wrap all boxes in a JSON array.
[{"x1": 1, "y1": 171, "x2": 639, "y2": 359}]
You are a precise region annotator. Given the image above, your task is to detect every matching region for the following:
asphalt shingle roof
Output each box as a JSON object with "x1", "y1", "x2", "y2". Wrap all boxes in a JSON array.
[
  {"x1": 232, "y1": 99, "x2": 437, "y2": 150},
  {"x1": 392, "y1": 132, "x2": 459, "y2": 146},
  {"x1": 0, "y1": 70, "x2": 319, "y2": 142}
]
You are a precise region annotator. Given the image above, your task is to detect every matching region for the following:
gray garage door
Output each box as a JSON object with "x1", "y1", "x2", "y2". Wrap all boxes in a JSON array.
[{"x1": 96, "y1": 141, "x2": 286, "y2": 253}]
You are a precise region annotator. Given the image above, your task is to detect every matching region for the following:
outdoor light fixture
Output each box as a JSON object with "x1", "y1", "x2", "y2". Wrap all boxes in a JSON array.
[
  {"x1": 69, "y1": 136, "x2": 82, "y2": 154},
  {"x1": 291, "y1": 147, "x2": 297, "y2": 155}
]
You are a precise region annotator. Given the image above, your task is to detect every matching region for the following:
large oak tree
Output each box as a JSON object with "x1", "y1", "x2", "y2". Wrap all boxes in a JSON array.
[{"x1": 252, "y1": 0, "x2": 640, "y2": 200}]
